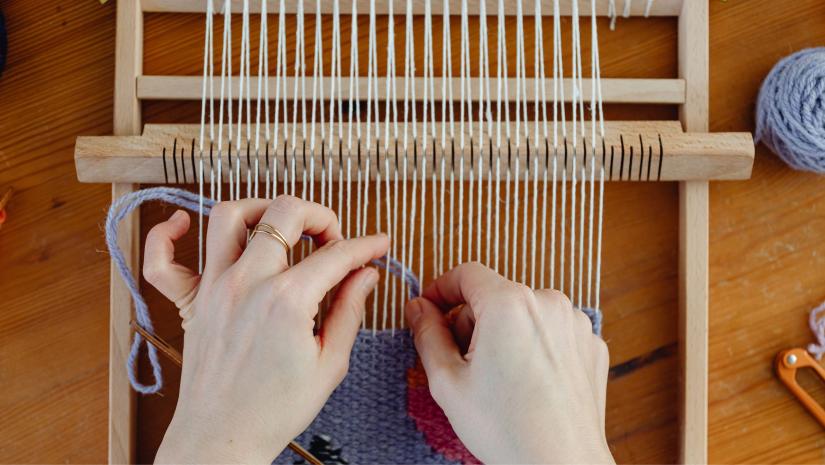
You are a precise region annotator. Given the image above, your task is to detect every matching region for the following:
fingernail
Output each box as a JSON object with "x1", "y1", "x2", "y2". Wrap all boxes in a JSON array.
[
  {"x1": 362, "y1": 267, "x2": 379, "y2": 290},
  {"x1": 171, "y1": 210, "x2": 186, "y2": 222},
  {"x1": 405, "y1": 299, "x2": 422, "y2": 328}
]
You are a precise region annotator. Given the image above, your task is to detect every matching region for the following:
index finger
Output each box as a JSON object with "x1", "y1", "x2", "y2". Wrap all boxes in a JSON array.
[
  {"x1": 278, "y1": 234, "x2": 390, "y2": 307},
  {"x1": 422, "y1": 262, "x2": 510, "y2": 312}
]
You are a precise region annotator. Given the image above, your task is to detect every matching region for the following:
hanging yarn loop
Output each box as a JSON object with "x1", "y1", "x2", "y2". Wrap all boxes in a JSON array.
[
  {"x1": 106, "y1": 188, "x2": 209, "y2": 394},
  {"x1": 756, "y1": 47, "x2": 825, "y2": 173}
]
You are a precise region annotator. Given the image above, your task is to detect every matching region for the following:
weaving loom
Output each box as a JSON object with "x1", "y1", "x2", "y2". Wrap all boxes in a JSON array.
[{"x1": 74, "y1": 0, "x2": 754, "y2": 462}]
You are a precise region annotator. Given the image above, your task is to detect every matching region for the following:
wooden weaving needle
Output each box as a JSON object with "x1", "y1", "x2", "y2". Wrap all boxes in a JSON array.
[
  {"x1": 130, "y1": 322, "x2": 325, "y2": 465},
  {"x1": 775, "y1": 347, "x2": 825, "y2": 428}
]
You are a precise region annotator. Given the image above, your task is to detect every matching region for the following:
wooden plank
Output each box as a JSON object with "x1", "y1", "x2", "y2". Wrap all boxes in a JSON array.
[
  {"x1": 677, "y1": 0, "x2": 709, "y2": 463},
  {"x1": 137, "y1": 75, "x2": 687, "y2": 105},
  {"x1": 110, "y1": 0, "x2": 143, "y2": 464},
  {"x1": 141, "y1": 0, "x2": 684, "y2": 16},
  {"x1": 74, "y1": 122, "x2": 753, "y2": 184}
]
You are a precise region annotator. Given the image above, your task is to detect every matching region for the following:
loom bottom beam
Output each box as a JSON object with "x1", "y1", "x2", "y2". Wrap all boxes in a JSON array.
[{"x1": 74, "y1": 122, "x2": 754, "y2": 184}]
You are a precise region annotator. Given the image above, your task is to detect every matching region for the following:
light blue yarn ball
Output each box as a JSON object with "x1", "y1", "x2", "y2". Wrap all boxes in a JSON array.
[{"x1": 756, "y1": 47, "x2": 825, "y2": 173}]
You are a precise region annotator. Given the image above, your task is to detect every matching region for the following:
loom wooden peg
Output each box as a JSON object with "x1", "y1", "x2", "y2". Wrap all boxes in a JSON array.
[{"x1": 775, "y1": 347, "x2": 825, "y2": 428}]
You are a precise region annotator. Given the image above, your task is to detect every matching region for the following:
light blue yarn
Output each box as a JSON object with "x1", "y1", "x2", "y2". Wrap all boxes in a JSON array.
[
  {"x1": 756, "y1": 47, "x2": 825, "y2": 173},
  {"x1": 105, "y1": 188, "x2": 208, "y2": 394},
  {"x1": 581, "y1": 306, "x2": 603, "y2": 336},
  {"x1": 106, "y1": 187, "x2": 602, "y2": 395}
]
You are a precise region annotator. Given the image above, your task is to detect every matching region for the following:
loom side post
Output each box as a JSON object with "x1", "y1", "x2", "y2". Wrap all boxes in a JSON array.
[
  {"x1": 110, "y1": 0, "x2": 143, "y2": 463},
  {"x1": 678, "y1": 1, "x2": 709, "y2": 463}
]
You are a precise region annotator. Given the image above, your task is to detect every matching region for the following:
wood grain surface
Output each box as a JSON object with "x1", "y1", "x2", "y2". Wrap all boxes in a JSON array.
[{"x1": 0, "y1": 1, "x2": 823, "y2": 463}]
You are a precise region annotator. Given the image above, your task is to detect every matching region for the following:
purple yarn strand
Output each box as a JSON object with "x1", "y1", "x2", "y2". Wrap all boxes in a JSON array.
[
  {"x1": 106, "y1": 188, "x2": 213, "y2": 393},
  {"x1": 581, "y1": 307, "x2": 603, "y2": 337}
]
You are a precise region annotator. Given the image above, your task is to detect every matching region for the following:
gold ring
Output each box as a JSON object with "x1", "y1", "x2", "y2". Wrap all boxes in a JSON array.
[{"x1": 250, "y1": 223, "x2": 290, "y2": 253}]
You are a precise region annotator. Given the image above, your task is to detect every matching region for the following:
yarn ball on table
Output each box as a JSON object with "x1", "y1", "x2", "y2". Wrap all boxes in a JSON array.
[{"x1": 756, "y1": 47, "x2": 825, "y2": 173}]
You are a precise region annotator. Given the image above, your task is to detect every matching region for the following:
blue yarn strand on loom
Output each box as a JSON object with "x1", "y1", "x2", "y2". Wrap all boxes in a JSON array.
[
  {"x1": 106, "y1": 187, "x2": 601, "y2": 394},
  {"x1": 756, "y1": 47, "x2": 825, "y2": 173}
]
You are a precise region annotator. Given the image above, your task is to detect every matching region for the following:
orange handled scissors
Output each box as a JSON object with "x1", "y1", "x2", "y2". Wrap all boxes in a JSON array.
[{"x1": 775, "y1": 347, "x2": 825, "y2": 428}]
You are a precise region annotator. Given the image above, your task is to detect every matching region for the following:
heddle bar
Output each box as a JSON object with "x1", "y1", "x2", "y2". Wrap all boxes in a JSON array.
[{"x1": 137, "y1": 76, "x2": 688, "y2": 105}]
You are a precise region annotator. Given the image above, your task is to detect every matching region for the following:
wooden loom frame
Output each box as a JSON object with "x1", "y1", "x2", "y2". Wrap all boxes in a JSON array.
[{"x1": 99, "y1": 0, "x2": 724, "y2": 462}]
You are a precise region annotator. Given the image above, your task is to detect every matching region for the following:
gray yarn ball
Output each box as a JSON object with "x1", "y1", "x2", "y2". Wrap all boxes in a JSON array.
[{"x1": 756, "y1": 47, "x2": 825, "y2": 173}]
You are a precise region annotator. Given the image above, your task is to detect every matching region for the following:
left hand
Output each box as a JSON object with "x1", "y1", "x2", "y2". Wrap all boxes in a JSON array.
[{"x1": 142, "y1": 196, "x2": 389, "y2": 464}]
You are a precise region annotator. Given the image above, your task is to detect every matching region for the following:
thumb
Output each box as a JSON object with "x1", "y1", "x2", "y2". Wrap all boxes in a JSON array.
[
  {"x1": 405, "y1": 297, "x2": 465, "y2": 389},
  {"x1": 319, "y1": 267, "x2": 379, "y2": 382},
  {"x1": 143, "y1": 210, "x2": 201, "y2": 321}
]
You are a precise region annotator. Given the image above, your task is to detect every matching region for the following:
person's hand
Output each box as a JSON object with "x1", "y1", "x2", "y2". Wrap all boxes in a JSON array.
[
  {"x1": 405, "y1": 263, "x2": 612, "y2": 464},
  {"x1": 142, "y1": 196, "x2": 389, "y2": 464}
]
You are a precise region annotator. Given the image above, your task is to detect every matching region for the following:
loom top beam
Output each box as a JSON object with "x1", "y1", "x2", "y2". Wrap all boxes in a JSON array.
[
  {"x1": 74, "y1": 122, "x2": 754, "y2": 184},
  {"x1": 142, "y1": 0, "x2": 684, "y2": 16}
]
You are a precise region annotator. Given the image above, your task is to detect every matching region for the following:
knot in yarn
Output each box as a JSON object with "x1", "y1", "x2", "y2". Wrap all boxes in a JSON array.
[{"x1": 756, "y1": 47, "x2": 825, "y2": 173}]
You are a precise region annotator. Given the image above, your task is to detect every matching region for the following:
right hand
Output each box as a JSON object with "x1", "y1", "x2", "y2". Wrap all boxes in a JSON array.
[{"x1": 404, "y1": 263, "x2": 613, "y2": 464}]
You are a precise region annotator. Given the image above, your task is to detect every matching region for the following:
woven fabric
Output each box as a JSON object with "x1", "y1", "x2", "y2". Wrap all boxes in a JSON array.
[
  {"x1": 407, "y1": 361, "x2": 480, "y2": 464},
  {"x1": 274, "y1": 330, "x2": 466, "y2": 464}
]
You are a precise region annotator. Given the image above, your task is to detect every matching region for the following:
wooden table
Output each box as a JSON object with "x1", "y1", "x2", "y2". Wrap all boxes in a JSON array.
[{"x1": 1, "y1": 1, "x2": 824, "y2": 462}]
